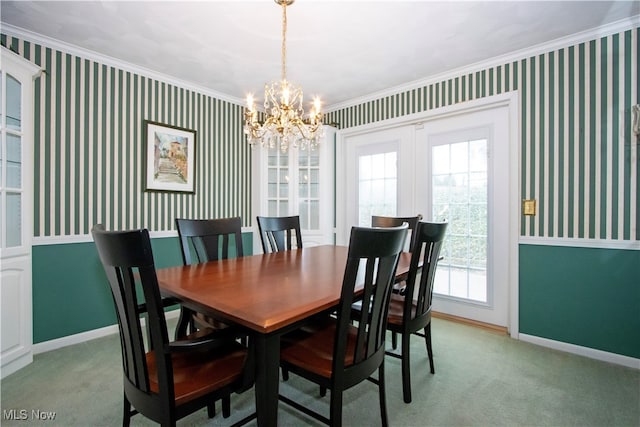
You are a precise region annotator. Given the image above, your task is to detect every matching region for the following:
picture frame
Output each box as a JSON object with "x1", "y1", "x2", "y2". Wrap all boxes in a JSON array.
[{"x1": 143, "y1": 120, "x2": 196, "y2": 193}]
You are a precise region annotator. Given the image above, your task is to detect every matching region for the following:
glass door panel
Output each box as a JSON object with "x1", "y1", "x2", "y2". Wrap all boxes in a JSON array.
[
  {"x1": 432, "y1": 138, "x2": 488, "y2": 303},
  {"x1": 357, "y1": 151, "x2": 397, "y2": 226}
]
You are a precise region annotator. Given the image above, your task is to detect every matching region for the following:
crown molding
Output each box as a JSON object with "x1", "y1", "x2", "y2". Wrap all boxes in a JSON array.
[
  {"x1": 3, "y1": 15, "x2": 638, "y2": 113},
  {"x1": 326, "y1": 15, "x2": 640, "y2": 112},
  {"x1": 0, "y1": 22, "x2": 246, "y2": 106}
]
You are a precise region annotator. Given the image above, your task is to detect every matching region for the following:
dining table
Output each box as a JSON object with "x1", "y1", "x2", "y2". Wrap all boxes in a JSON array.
[{"x1": 156, "y1": 244, "x2": 413, "y2": 427}]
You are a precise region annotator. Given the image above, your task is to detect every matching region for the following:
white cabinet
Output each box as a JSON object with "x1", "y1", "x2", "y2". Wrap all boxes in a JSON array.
[
  {"x1": 252, "y1": 125, "x2": 336, "y2": 251},
  {"x1": 1, "y1": 47, "x2": 40, "y2": 378}
]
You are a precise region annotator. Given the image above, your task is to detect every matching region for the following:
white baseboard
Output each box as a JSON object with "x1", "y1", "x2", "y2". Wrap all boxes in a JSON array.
[
  {"x1": 519, "y1": 333, "x2": 640, "y2": 370},
  {"x1": 1, "y1": 353, "x2": 34, "y2": 379},
  {"x1": 33, "y1": 309, "x2": 181, "y2": 355}
]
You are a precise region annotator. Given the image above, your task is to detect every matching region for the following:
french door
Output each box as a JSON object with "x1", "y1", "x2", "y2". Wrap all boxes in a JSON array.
[
  {"x1": 339, "y1": 125, "x2": 414, "y2": 244},
  {"x1": 338, "y1": 102, "x2": 514, "y2": 329},
  {"x1": 416, "y1": 107, "x2": 510, "y2": 327}
]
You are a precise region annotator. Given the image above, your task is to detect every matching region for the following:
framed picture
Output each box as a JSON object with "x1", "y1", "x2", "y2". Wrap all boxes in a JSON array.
[{"x1": 144, "y1": 120, "x2": 196, "y2": 193}]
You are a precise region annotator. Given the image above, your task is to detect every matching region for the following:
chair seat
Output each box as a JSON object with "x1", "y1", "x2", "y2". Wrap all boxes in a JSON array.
[
  {"x1": 387, "y1": 293, "x2": 417, "y2": 326},
  {"x1": 147, "y1": 340, "x2": 247, "y2": 406},
  {"x1": 281, "y1": 318, "x2": 357, "y2": 378}
]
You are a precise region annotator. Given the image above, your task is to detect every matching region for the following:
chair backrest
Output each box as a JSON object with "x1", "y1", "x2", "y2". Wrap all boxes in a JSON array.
[
  {"x1": 334, "y1": 225, "x2": 408, "y2": 382},
  {"x1": 91, "y1": 225, "x2": 175, "y2": 411},
  {"x1": 403, "y1": 221, "x2": 448, "y2": 326},
  {"x1": 371, "y1": 214, "x2": 423, "y2": 252},
  {"x1": 256, "y1": 215, "x2": 303, "y2": 253},
  {"x1": 175, "y1": 217, "x2": 244, "y2": 265}
]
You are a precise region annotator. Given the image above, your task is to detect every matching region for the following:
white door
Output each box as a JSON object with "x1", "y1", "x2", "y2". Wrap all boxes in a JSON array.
[
  {"x1": 1, "y1": 47, "x2": 39, "y2": 378},
  {"x1": 415, "y1": 106, "x2": 511, "y2": 327},
  {"x1": 337, "y1": 125, "x2": 414, "y2": 245}
]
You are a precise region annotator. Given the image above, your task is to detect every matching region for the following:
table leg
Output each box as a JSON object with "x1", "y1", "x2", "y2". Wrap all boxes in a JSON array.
[{"x1": 254, "y1": 333, "x2": 280, "y2": 427}]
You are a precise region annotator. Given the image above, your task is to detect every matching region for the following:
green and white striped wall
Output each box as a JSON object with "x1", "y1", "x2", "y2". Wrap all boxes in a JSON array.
[
  {"x1": 1, "y1": 33, "x2": 251, "y2": 238},
  {"x1": 324, "y1": 24, "x2": 640, "y2": 361},
  {"x1": 1, "y1": 24, "x2": 638, "y2": 359},
  {"x1": 326, "y1": 27, "x2": 639, "y2": 242}
]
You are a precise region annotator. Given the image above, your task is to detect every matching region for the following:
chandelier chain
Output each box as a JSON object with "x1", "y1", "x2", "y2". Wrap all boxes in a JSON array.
[{"x1": 281, "y1": 2, "x2": 287, "y2": 81}]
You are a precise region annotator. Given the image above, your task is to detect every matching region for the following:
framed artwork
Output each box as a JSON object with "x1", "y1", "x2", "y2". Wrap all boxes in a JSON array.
[{"x1": 144, "y1": 120, "x2": 196, "y2": 193}]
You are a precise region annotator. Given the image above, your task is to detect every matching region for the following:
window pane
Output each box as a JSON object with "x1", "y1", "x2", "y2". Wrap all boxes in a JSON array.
[
  {"x1": 279, "y1": 183, "x2": 288, "y2": 198},
  {"x1": 299, "y1": 200, "x2": 309, "y2": 229},
  {"x1": 469, "y1": 203, "x2": 487, "y2": 235},
  {"x1": 298, "y1": 152, "x2": 309, "y2": 167},
  {"x1": 6, "y1": 192, "x2": 22, "y2": 247},
  {"x1": 432, "y1": 144, "x2": 450, "y2": 174},
  {"x1": 309, "y1": 150, "x2": 320, "y2": 167},
  {"x1": 268, "y1": 152, "x2": 277, "y2": 166},
  {"x1": 309, "y1": 200, "x2": 319, "y2": 230},
  {"x1": 359, "y1": 156, "x2": 371, "y2": 180},
  {"x1": 450, "y1": 141, "x2": 468, "y2": 173},
  {"x1": 469, "y1": 172, "x2": 487, "y2": 203},
  {"x1": 268, "y1": 200, "x2": 278, "y2": 216},
  {"x1": 371, "y1": 154, "x2": 385, "y2": 178},
  {"x1": 6, "y1": 74, "x2": 22, "y2": 130},
  {"x1": 0, "y1": 71, "x2": 3, "y2": 127},
  {"x1": 469, "y1": 139, "x2": 487, "y2": 172},
  {"x1": 6, "y1": 133, "x2": 22, "y2": 188},
  {"x1": 280, "y1": 200, "x2": 288, "y2": 215}
]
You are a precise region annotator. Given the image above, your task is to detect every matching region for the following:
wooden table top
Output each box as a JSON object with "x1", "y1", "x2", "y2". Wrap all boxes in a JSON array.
[{"x1": 156, "y1": 245, "x2": 412, "y2": 334}]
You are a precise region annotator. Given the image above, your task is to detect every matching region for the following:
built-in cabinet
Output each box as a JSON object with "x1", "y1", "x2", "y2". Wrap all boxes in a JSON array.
[
  {"x1": 1, "y1": 47, "x2": 40, "y2": 378},
  {"x1": 252, "y1": 125, "x2": 336, "y2": 252}
]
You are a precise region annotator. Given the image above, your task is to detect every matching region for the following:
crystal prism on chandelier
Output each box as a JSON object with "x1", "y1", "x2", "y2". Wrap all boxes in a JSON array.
[{"x1": 244, "y1": 0, "x2": 323, "y2": 152}]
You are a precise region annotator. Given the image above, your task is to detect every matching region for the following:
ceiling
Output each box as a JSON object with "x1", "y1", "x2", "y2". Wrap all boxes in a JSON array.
[{"x1": 1, "y1": 1, "x2": 638, "y2": 109}]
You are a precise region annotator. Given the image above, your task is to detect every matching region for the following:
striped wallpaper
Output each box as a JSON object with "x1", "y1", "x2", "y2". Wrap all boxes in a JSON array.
[
  {"x1": 1, "y1": 33, "x2": 251, "y2": 238},
  {"x1": 1, "y1": 27, "x2": 638, "y2": 241},
  {"x1": 325, "y1": 27, "x2": 639, "y2": 241}
]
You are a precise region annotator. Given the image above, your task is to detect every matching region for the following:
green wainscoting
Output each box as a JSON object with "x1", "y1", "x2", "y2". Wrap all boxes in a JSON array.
[
  {"x1": 32, "y1": 233, "x2": 253, "y2": 343},
  {"x1": 519, "y1": 244, "x2": 640, "y2": 358}
]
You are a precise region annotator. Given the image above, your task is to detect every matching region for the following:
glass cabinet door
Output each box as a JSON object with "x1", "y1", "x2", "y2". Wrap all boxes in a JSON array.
[
  {"x1": 254, "y1": 126, "x2": 336, "y2": 249},
  {"x1": 1, "y1": 46, "x2": 39, "y2": 379},
  {"x1": 1, "y1": 73, "x2": 24, "y2": 249},
  {"x1": 298, "y1": 146, "x2": 320, "y2": 231},
  {"x1": 266, "y1": 148, "x2": 289, "y2": 216}
]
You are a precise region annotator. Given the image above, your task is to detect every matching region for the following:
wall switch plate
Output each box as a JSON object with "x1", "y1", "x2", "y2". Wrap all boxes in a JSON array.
[{"x1": 522, "y1": 199, "x2": 536, "y2": 216}]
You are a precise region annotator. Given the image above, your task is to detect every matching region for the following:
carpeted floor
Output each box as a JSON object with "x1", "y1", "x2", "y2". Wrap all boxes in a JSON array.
[{"x1": 1, "y1": 318, "x2": 638, "y2": 426}]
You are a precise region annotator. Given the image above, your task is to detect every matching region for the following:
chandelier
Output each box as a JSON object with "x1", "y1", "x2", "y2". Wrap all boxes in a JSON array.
[{"x1": 244, "y1": 0, "x2": 323, "y2": 152}]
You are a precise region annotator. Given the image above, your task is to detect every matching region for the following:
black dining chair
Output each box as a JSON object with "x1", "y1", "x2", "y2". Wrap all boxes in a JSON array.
[
  {"x1": 256, "y1": 215, "x2": 303, "y2": 253},
  {"x1": 278, "y1": 224, "x2": 408, "y2": 426},
  {"x1": 91, "y1": 224, "x2": 255, "y2": 427},
  {"x1": 174, "y1": 217, "x2": 244, "y2": 338},
  {"x1": 371, "y1": 214, "x2": 423, "y2": 253},
  {"x1": 371, "y1": 214, "x2": 423, "y2": 348},
  {"x1": 368, "y1": 221, "x2": 448, "y2": 404}
]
